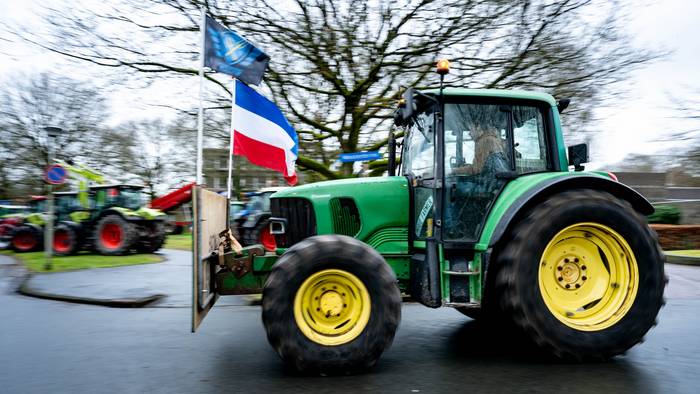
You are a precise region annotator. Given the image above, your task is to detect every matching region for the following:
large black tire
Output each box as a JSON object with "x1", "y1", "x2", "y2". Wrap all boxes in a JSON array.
[
  {"x1": 11, "y1": 224, "x2": 43, "y2": 253},
  {"x1": 0, "y1": 223, "x2": 16, "y2": 249},
  {"x1": 94, "y1": 215, "x2": 138, "y2": 255},
  {"x1": 243, "y1": 218, "x2": 276, "y2": 251},
  {"x1": 262, "y1": 235, "x2": 401, "y2": 375},
  {"x1": 53, "y1": 223, "x2": 80, "y2": 256},
  {"x1": 137, "y1": 221, "x2": 166, "y2": 254},
  {"x1": 493, "y1": 190, "x2": 665, "y2": 360}
]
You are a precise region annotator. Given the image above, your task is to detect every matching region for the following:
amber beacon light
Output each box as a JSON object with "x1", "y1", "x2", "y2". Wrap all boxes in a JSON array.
[{"x1": 436, "y1": 59, "x2": 450, "y2": 75}]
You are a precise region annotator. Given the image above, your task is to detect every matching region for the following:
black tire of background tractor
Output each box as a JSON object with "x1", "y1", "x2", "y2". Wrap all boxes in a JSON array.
[
  {"x1": 94, "y1": 215, "x2": 139, "y2": 255},
  {"x1": 262, "y1": 235, "x2": 402, "y2": 375},
  {"x1": 493, "y1": 190, "x2": 665, "y2": 361},
  {"x1": 11, "y1": 225, "x2": 43, "y2": 253},
  {"x1": 171, "y1": 225, "x2": 183, "y2": 235},
  {"x1": 0, "y1": 223, "x2": 16, "y2": 250},
  {"x1": 243, "y1": 218, "x2": 276, "y2": 251},
  {"x1": 137, "y1": 222, "x2": 166, "y2": 253},
  {"x1": 53, "y1": 224, "x2": 80, "y2": 256}
]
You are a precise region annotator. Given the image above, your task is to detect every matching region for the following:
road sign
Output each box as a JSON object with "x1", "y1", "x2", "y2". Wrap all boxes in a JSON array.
[
  {"x1": 339, "y1": 151, "x2": 382, "y2": 163},
  {"x1": 45, "y1": 164, "x2": 68, "y2": 185}
]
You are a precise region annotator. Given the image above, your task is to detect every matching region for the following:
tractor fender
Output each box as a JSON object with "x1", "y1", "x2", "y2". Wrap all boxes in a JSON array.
[
  {"x1": 57, "y1": 220, "x2": 82, "y2": 231},
  {"x1": 21, "y1": 222, "x2": 44, "y2": 234},
  {"x1": 98, "y1": 208, "x2": 143, "y2": 222},
  {"x1": 487, "y1": 175, "x2": 653, "y2": 248}
]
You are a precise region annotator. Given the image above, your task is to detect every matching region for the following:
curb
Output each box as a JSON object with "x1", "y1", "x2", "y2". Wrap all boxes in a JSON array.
[
  {"x1": 666, "y1": 253, "x2": 700, "y2": 267},
  {"x1": 17, "y1": 274, "x2": 166, "y2": 307}
]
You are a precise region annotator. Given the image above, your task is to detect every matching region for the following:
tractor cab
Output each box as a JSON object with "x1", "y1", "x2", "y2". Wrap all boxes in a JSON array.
[
  {"x1": 395, "y1": 88, "x2": 565, "y2": 247},
  {"x1": 0, "y1": 205, "x2": 31, "y2": 219},
  {"x1": 27, "y1": 196, "x2": 48, "y2": 214},
  {"x1": 90, "y1": 184, "x2": 148, "y2": 213},
  {"x1": 53, "y1": 191, "x2": 86, "y2": 222}
]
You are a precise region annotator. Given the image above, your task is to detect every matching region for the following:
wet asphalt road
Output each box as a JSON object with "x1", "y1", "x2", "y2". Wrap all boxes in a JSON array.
[{"x1": 1, "y1": 254, "x2": 700, "y2": 394}]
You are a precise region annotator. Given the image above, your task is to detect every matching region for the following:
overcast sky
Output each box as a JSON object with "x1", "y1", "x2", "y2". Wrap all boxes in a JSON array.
[{"x1": 1, "y1": 0, "x2": 698, "y2": 169}]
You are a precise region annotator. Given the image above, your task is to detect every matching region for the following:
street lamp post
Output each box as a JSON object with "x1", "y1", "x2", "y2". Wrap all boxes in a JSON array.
[{"x1": 44, "y1": 127, "x2": 62, "y2": 271}]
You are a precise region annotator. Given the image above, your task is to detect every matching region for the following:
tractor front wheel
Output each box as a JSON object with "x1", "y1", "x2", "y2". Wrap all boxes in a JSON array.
[
  {"x1": 95, "y1": 215, "x2": 138, "y2": 255},
  {"x1": 11, "y1": 225, "x2": 42, "y2": 253},
  {"x1": 494, "y1": 190, "x2": 665, "y2": 360},
  {"x1": 262, "y1": 235, "x2": 401, "y2": 375},
  {"x1": 53, "y1": 224, "x2": 80, "y2": 256}
]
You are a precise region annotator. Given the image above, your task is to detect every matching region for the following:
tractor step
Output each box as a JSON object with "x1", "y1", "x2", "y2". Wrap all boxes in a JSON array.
[
  {"x1": 443, "y1": 270, "x2": 479, "y2": 276},
  {"x1": 444, "y1": 302, "x2": 480, "y2": 308}
]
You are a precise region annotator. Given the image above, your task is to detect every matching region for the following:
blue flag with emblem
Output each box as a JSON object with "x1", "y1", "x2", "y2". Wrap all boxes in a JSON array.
[{"x1": 204, "y1": 16, "x2": 269, "y2": 86}]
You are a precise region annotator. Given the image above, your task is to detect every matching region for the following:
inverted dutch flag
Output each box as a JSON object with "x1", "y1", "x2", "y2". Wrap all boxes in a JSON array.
[{"x1": 232, "y1": 80, "x2": 298, "y2": 185}]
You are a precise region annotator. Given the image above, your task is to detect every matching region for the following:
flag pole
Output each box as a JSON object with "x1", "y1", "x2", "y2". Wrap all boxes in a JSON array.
[
  {"x1": 195, "y1": 6, "x2": 206, "y2": 185},
  {"x1": 226, "y1": 79, "x2": 237, "y2": 207}
]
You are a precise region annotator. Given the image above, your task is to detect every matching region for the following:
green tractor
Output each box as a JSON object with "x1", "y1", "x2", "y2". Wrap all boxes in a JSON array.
[
  {"x1": 7, "y1": 196, "x2": 48, "y2": 252},
  {"x1": 9, "y1": 192, "x2": 86, "y2": 253},
  {"x1": 193, "y1": 63, "x2": 665, "y2": 375},
  {"x1": 54, "y1": 184, "x2": 167, "y2": 256}
]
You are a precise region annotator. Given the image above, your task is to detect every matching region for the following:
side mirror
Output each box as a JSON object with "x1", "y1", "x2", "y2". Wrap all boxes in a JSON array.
[
  {"x1": 557, "y1": 98, "x2": 571, "y2": 113},
  {"x1": 401, "y1": 88, "x2": 415, "y2": 121},
  {"x1": 567, "y1": 143, "x2": 588, "y2": 171},
  {"x1": 387, "y1": 132, "x2": 397, "y2": 176}
]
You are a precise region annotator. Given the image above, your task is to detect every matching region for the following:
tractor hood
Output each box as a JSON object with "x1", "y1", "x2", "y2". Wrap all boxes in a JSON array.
[
  {"x1": 112, "y1": 206, "x2": 166, "y2": 220},
  {"x1": 271, "y1": 176, "x2": 410, "y2": 243}
]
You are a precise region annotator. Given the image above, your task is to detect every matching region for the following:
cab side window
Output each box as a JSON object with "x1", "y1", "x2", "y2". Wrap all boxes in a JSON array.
[{"x1": 512, "y1": 106, "x2": 548, "y2": 174}]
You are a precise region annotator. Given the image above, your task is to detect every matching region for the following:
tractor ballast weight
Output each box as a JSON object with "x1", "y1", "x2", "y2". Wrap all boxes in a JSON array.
[{"x1": 192, "y1": 63, "x2": 665, "y2": 375}]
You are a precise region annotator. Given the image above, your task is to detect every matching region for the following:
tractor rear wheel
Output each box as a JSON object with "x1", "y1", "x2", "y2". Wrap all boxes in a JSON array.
[
  {"x1": 243, "y1": 219, "x2": 276, "y2": 252},
  {"x1": 137, "y1": 222, "x2": 166, "y2": 253},
  {"x1": 0, "y1": 223, "x2": 16, "y2": 249},
  {"x1": 95, "y1": 215, "x2": 138, "y2": 255},
  {"x1": 11, "y1": 225, "x2": 42, "y2": 253},
  {"x1": 53, "y1": 224, "x2": 80, "y2": 256},
  {"x1": 494, "y1": 190, "x2": 665, "y2": 360},
  {"x1": 262, "y1": 235, "x2": 401, "y2": 375}
]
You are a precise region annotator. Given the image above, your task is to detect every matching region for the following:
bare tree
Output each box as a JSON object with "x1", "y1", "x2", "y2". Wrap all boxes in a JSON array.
[
  {"x1": 18, "y1": 0, "x2": 661, "y2": 178},
  {"x1": 117, "y1": 118, "x2": 195, "y2": 197},
  {"x1": 0, "y1": 73, "x2": 112, "y2": 197}
]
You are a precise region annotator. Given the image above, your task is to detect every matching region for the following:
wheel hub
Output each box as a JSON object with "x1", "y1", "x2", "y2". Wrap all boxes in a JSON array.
[
  {"x1": 319, "y1": 291, "x2": 344, "y2": 317},
  {"x1": 556, "y1": 257, "x2": 587, "y2": 289}
]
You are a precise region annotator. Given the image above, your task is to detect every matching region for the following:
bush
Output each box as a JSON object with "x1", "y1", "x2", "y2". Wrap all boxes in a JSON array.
[{"x1": 648, "y1": 204, "x2": 681, "y2": 224}]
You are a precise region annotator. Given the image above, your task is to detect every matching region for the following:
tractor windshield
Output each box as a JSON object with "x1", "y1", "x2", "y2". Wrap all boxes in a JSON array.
[
  {"x1": 401, "y1": 103, "x2": 437, "y2": 179},
  {"x1": 30, "y1": 199, "x2": 47, "y2": 213},
  {"x1": 118, "y1": 190, "x2": 145, "y2": 211}
]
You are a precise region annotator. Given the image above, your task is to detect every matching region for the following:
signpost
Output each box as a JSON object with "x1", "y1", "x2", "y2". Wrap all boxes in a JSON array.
[
  {"x1": 339, "y1": 151, "x2": 382, "y2": 163},
  {"x1": 44, "y1": 164, "x2": 67, "y2": 271},
  {"x1": 42, "y1": 126, "x2": 65, "y2": 270},
  {"x1": 45, "y1": 164, "x2": 68, "y2": 185}
]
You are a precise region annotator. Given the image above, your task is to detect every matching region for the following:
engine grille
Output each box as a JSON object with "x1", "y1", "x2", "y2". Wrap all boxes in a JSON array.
[
  {"x1": 270, "y1": 197, "x2": 317, "y2": 248},
  {"x1": 329, "y1": 198, "x2": 361, "y2": 237}
]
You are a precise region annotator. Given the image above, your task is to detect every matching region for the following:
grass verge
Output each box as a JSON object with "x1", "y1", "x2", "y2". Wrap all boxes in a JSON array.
[
  {"x1": 665, "y1": 250, "x2": 700, "y2": 257},
  {"x1": 164, "y1": 234, "x2": 192, "y2": 251},
  {"x1": 0, "y1": 250, "x2": 162, "y2": 273}
]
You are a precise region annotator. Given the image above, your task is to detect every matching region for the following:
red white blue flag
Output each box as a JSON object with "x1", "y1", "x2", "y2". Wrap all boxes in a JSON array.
[{"x1": 232, "y1": 80, "x2": 298, "y2": 185}]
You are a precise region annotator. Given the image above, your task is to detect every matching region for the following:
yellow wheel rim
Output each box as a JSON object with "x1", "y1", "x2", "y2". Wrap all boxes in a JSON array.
[
  {"x1": 293, "y1": 269, "x2": 371, "y2": 346},
  {"x1": 538, "y1": 222, "x2": 639, "y2": 331}
]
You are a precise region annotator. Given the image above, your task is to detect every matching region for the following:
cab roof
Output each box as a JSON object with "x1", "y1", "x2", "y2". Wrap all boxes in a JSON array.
[{"x1": 423, "y1": 87, "x2": 557, "y2": 107}]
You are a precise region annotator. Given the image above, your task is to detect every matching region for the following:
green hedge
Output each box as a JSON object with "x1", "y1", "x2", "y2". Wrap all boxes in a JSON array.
[{"x1": 648, "y1": 204, "x2": 681, "y2": 224}]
